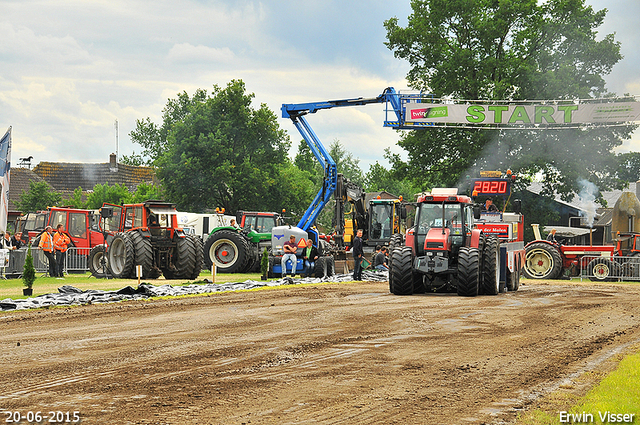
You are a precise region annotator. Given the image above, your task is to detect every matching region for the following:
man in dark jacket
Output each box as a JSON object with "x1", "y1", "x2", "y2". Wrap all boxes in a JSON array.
[
  {"x1": 352, "y1": 229, "x2": 364, "y2": 280},
  {"x1": 302, "y1": 238, "x2": 320, "y2": 266},
  {"x1": 373, "y1": 245, "x2": 388, "y2": 271}
]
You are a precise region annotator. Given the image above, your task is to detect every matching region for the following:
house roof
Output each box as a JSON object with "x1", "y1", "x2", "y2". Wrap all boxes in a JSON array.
[
  {"x1": 526, "y1": 182, "x2": 584, "y2": 211},
  {"x1": 8, "y1": 167, "x2": 50, "y2": 211},
  {"x1": 32, "y1": 161, "x2": 156, "y2": 192}
]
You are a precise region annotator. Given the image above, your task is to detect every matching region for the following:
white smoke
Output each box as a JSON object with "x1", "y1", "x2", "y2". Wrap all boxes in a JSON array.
[{"x1": 576, "y1": 179, "x2": 598, "y2": 228}]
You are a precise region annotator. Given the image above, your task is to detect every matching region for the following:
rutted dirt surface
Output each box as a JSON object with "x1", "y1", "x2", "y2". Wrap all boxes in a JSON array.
[{"x1": 1, "y1": 280, "x2": 640, "y2": 424}]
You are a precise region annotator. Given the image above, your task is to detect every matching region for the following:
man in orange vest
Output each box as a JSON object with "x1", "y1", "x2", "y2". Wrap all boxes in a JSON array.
[
  {"x1": 53, "y1": 224, "x2": 71, "y2": 278},
  {"x1": 39, "y1": 226, "x2": 56, "y2": 277}
]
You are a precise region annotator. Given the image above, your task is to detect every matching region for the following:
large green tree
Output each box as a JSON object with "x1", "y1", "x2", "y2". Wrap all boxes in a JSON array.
[
  {"x1": 384, "y1": 0, "x2": 636, "y2": 200},
  {"x1": 16, "y1": 181, "x2": 62, "y2": 213},
  {"x1": 133, "y1": 80, "x2": 296, "y2": 213},
  {"x1": 85, "y1": 183, "x2": 133, "y2": 209}
]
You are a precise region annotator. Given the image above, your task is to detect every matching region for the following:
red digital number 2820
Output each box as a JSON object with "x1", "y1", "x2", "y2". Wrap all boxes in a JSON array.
[{"x1": 473, "y1": 180, "x2": 507, "y2": 194}]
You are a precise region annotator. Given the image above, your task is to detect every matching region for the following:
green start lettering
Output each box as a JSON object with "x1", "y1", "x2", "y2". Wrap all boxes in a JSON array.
[
  {"x1": 466, "y1": 104, "x2": 580, "y2": 125},
  {"x1": 466, "y1": 105, "x2": 485, "y2": 123},
  {"x1": 557, "y1": 105, "x2": 578, "y2": 123},
  {"x1": 508, "y1": 106, "x2": 531, "y2": 124},
  {"x1": 487, "y1": 106, "x2": 509, "y2": 123},
  {"x1": 535, "y1": 106, "x2": 556, "y2": 124}
]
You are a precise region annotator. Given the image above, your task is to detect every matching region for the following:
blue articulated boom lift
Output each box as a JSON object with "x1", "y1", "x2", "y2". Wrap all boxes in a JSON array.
[{"x1": 270, "y1": 87, "x2": 424, "y2": 277}]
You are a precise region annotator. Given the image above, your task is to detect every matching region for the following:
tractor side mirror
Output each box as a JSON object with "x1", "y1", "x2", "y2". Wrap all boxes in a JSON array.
[
  {"x1": 400, "y1": 205, "x2": 407, "y2": 220},
  {"x1": 513, "y1": 199, "x2": 522, "y2": 214}
]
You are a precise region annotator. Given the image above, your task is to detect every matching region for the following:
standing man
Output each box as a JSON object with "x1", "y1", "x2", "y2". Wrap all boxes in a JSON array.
[
  {"x1": 352, "y1": 229, "x2": 364, "y2": 281},
  {"x1": 39, "y1": 226, "x2": 56, "y2": 277},
  {"x1": 53, "y1": 224, "x2": 71, "y2": 278},
  {"x1": 281, "y1": 235, "x2": 299, "y2": 277}
]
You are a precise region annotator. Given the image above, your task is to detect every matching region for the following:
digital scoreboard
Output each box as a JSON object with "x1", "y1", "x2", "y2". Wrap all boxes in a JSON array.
[{"x1": 471, "y1": 178, "x2": 511, "y2": 196}]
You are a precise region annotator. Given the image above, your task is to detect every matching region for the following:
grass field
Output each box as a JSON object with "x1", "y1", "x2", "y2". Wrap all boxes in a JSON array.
[
  {"x1": 518, "y1": 345, "x2": 640, "y2": 424},
  {"x1": 0, "y1": 270, "x2": 266, "y2": 300}
]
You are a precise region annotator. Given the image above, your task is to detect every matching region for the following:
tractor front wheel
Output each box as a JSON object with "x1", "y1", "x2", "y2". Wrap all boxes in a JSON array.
[
  {"x1": 588, "y1": 258, "x2": 619, "y2": 282},
  {"x1": 88, "y1": 245, "x2": 108, "y2": 278},
  {"x1": 390, "y1": 246, "x2": 414, "y2": 295},
  {"x1": 457, "y1": 247, "x2": 480, "y2": 297}
]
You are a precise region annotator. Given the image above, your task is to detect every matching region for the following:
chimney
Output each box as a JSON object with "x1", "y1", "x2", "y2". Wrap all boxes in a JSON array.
[{"x1": 110, "y1": 153, "x2": 118, "y2": 172}]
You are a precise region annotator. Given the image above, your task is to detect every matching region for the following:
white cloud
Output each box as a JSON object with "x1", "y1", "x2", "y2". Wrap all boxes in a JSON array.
[{"x1": 166, "y1": 44, "x2": 235, "y2": 64}]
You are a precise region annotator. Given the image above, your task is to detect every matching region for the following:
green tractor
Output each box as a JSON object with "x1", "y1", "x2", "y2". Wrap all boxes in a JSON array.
[{"x1": 203, "y1": 211, "x2": 282, "y2": 273}]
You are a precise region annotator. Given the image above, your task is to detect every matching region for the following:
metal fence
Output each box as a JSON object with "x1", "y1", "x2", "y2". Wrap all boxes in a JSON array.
[
  {"x1": 580, "y1": 255, "x2": 640, "y2": 281},
  {"x1": 4, "y1": 247, "x2": 90, "y2": 277}
]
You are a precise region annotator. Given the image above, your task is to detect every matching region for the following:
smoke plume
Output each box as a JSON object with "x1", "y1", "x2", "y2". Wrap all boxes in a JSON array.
[{"x1": 576, "y1": 179, "x2": 598, "y2": 228}]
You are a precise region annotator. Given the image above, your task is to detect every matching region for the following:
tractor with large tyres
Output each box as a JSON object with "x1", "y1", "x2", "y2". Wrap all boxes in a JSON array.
[
  {"x1": 90, "y1": 201, "x2": 203, "y2": 280},
  {"x1": 523, "y1": 225, "x2": 640, "y2": 281},
  {"x1": 389, "y1": 182, "x2": 525, "y2": 296},
  {"x1": 203, "y1": 211, "x2": 282, "y2": 273}
]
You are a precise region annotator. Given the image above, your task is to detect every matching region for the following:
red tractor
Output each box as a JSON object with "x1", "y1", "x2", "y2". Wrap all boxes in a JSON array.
[
  {"x1": 523, "y1": 229, "x2": 640, "y2": 281},
  {"x1": 90, "y1": 200, "x2": 203, "y2": 280},
  {"x1": 389, "y1": 188, "x2": 524, "y2": 296}
]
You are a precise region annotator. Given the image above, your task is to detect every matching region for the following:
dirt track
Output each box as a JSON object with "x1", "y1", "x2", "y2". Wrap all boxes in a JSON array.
[{"x1": 2, "y1": 279, "x2": 640, "y2": 424}]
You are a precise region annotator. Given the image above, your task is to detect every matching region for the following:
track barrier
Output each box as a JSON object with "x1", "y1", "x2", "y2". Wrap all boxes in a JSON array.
[{"x1": 580, "y1": 255, "x2": 640, "y2": 281}]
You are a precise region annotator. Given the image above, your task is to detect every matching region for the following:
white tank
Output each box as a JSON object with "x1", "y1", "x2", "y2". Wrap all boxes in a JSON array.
[{"x1": 271, "y1": 226, "x2": 308, "y2": 255}]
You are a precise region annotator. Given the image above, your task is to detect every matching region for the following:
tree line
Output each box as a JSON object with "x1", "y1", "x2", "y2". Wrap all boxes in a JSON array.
[{"x1": 17, "y1": 181, "x2": 162, "y2": 213}]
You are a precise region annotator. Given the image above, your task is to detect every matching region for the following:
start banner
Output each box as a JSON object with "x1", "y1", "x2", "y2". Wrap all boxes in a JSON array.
[{"x1": 405, "y1": 101, "x2": 640, "y2": 125}]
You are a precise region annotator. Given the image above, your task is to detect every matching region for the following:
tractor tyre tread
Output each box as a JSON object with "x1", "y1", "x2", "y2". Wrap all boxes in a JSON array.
[
  {"x1": 390, "y1": 246, "x2": 413, "y2": 295},
  {"x1": 457, "y1": 247, "x2": 480, "y2": 297}
]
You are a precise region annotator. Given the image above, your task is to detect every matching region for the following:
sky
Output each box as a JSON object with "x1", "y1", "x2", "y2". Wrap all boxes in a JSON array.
[{"x1": 1, "y1": 0, "x2": 639, "y2": 173}]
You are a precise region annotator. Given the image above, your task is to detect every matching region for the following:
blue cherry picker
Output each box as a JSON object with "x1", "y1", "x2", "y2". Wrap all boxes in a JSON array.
[{"x1": 270, "y1": 87, "x2": 424, "y2": 277}]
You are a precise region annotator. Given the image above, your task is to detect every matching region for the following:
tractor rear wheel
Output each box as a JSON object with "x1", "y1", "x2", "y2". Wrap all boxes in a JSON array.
[
  {"x1": 523, "y1": 242, "x2": 563, "y2": 279},
  {"x1": 325, "y1": 256, "x2": 335, "y2": 277},
  {"x1": 88, "y1": 245, "x2": 108, "y2": 278},
  {"x1": 189, "y1": 236, "x2": 204, "y2": 280},
  {"x1": 172, "y1": 235, "x2": 198, "y2": 279},
  {"x1": 482, "y1": 237, "x2": 500, "y2": 295},
  {"x1": 130, "y1": 231, "x2": 153, "y2": 279},
  {"x1": 390, "y1": 246, "x2": 413, "y2": 295},
  {"x1": 107, "y1": 232, "x2": 135, "y2": 279},
  {"x1": 457, "y1": 247, "x2": 480, "y2": 297},
  {"x1": 203, "y1": 230, "x2": 250, "y2": 273},
  {"x1": 314, "y1": 256, "x2": 328, "y2": 278}
]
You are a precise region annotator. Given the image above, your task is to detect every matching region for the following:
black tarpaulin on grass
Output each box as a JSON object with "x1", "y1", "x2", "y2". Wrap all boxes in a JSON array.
[{"x1": 0, "y1": 270, "x2": 388, "y2": 311}]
